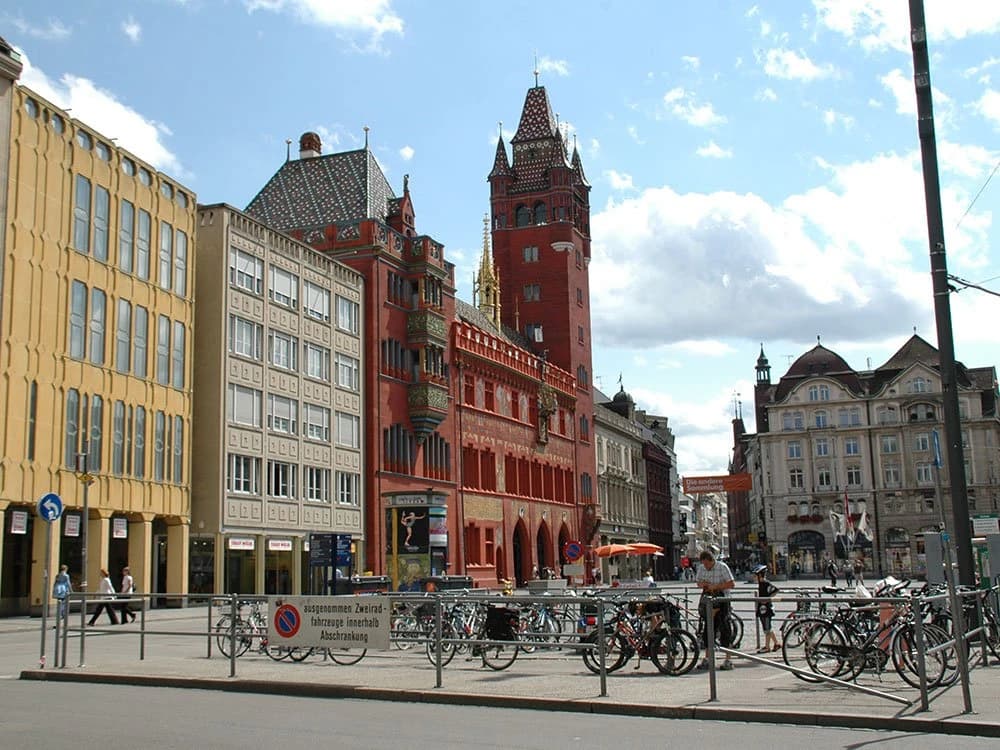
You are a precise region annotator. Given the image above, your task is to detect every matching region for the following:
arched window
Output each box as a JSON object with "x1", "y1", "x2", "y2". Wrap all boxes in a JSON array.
[
  {"x1": 533, "y1": 202, "x2": 547, "y2": 224},
  {"x1": 515, "y1": 205, "x2": 531, "y2": 227}
]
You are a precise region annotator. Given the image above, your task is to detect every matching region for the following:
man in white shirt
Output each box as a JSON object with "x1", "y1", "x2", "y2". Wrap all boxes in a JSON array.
[{"x1": 695, "y1": 550, "x2": 734, "y2": 670}]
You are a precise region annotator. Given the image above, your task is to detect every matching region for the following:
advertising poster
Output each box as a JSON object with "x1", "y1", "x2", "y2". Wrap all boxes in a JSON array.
[
  {"x1": 64, "y1": 513, "x2": 81, "y2": 537},
  {"x1": 10, "y1": 510, "x2": 27, "y2": 535},
  {"x1": 428, "y1": 505, "x2": 447, "y2": 546},
  {"x1": 112, "y1": 517, "x2": 128, "y2": 539}
]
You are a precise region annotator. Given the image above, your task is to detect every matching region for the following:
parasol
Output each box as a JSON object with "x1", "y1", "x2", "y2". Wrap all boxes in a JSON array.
[{"x1": 594, "y1": 543, "x2": 633, "y2": 558}]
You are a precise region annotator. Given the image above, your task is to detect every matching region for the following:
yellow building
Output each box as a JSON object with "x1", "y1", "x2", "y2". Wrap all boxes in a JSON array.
[
  {"x1": 0, "y1": 84, "x2": 195, "y2": 614},
  {"x1": 192, "y1": 204, "x2": 364, "y2": 596}
]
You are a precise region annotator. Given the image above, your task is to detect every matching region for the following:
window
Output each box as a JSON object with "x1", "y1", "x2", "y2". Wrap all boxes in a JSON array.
[
  {"x1": 227, "y1": 454, "x2": 260, "y2": 494},
  {"x1": 847, "y1": 465, "x2": 862, "y2": 486},
  {"x1": 787, "y1": 441, "x2": 801, "y2": 459},
  {"x1": 153, "y1": 411, "x2": 165, "y2": 481},
  {"x1": 51, "y1": 114, "x2": 64, "y2": 133},
  {"x1": 910, "y1": 377, "x2": 929, "y2": 393},
  {"x1": 136, "y1": 209, "x2": 151, "y2": 280},
  {"x1": 881, "y1": 435, "x2": 899, "y2": 454},
  {"x1": 579, "y1": 415, "x2": 590, "y2": 441},
  {"x1": 523, "y1": 284, "x2": 540, "y2": 302},
  {"x1": 229, "y1": 248, "x2": 264, "y2": 295},
  {"x1": 533, "y1": 202, "x2": 547, "y2": 224},
  {"x1": 133, "y1": 306, "x2": 148, "y2": 378},
  {"x1": 336, "y1": 412, "x2": 360, "y2": 448},
  {"x1": 115, "y1": 299, "x2": 131, "y2": 373},
  {"x1": 815, "y1": 438, "x2": 830, "y2": 457},
  {"x1": 88, "y1": 288, "x2": 106, "y2": 365},
  {"x1": 156, "y1": 315, "x2": 170, "y2": 385},
  {"x1": 173, "y1": 416, "x2": 184, "y2": 484},
  {"x1": 138, "y1": 167, "x2": 152, "y2": 186},
  {"x1": 24, "y1": 98, "x2": 39, "y2": 117},
  {"x1": 817, "y1": 468, "x2": 832, "y2": 488},
  {"x1": 883, "y1": 464, "x2": 901, "y2": 487},
  {"x1": 916, "y1": 462, "x2": 933, "y2": 484},
  {"x1": 303, "y1": 403, "x2": 330, "y2": 442},
  {"x1": 304, "y1": 342, "x2": 331, "y2": 381},
  {"x1": 229, "y1": 315, "x2": 262, "y2": 360},
  {"x1": 227, "y1": 384, "x2": 262, "y2": 427},
  {"x1": 516, "y1": 206, "x2": 531, "y2": 227},
  {"x1": 171, "y1": 321, "x2": 186, "y2": 388},
  {"x1": 269, "y1": 330, "x2": 299, "y2": 371},
  {"x1": 121, "y1": 157, "x2": 135, "y2": 176},
  {"x1": 909, "y1": 403, "x2": 936, "y2": 421},
  {"x1": 814, "y1": 410, "x2": 828, "y2": 428},
  {"x1": 525, "y1": 323, "x2": 543, "y2": 342},
  {"x1": 93, "y1": 186, "x2": 110, "y2": 262},
  {"x1": 69, "y1": 281, "x2": 87, "y2": 359},
  {"x1": 27, "y1": 381, "x2": 37, "y2": 461},
  {"x1": 134, "y1": 406, "x2": 146, "y2": 478},
  {"x1": 844, "y1": 437, "x2": 860, "y2": 456},
  {"x1": 336, "y1": 295, "x2": 359, "y2": 334},
  {"x1": 95, "y1": 141, "x2": 111, "y2": 161},
  {"x1": 268, "y1": 461, "x2": 297, "y2": 499},
  {"x1": 789, "y1": 468, "x2": 804, "y2": 489},
  {"x1": 303, "y1": 280, "x2": 330, "y2": 321},
  {"x1": 174, "y1": 230, "x2": 188, "y2": 295},
  {"x1": 160, "y1": 181, "x2": 174, "y2": 200},
  {"x1": 269, "y1": 266, "x2": 299, "y2": 308},
  {"x1": 577, "y1": 325, "x2": 584, "y2": 343},
  {"x1": 76, "y1": 130, "x2": 92, "y2": 150},
  {"x1": 112, "y1": 401, "x2": 125, "y2": 475},
  {"x1": 522, "y1": 245, "x2": 539, "y2": 262},
  {"x1": 808, "y1": 384, "x2": 830, "y2": 401},
  {"x1": 782, "y1": 411, "x2": 804, "y2": 430},
  {"x1": 336, "y1": 471, "x2": 360, "y2": 505},
  {"x1": 305, "y1": 466, "x2": 330, "y2": 503},
  {"x1": 158, "y1": 221, "x2": 173, "y2": 290},
  {"x1": 64, "y1": 389, "x2": 79, "y2": 469},
  {"x1": 335, "y1": 353, "x2": 360, "y2": 391},
  {"x1": 119, "y1": 200, "x2": 135, "y2": 273},
  {"x1": 915, "y1": 433, "x2": 930, "y2": 452},
  {"x1": 267, "y1": 394, "x2": 298, "y2": 435},
  {"x1": 876, "y1": 405, "x2": 898, "y2": 425},
  {"x1": 73, "y1": 175, "x2": 91, "y2": 253}
]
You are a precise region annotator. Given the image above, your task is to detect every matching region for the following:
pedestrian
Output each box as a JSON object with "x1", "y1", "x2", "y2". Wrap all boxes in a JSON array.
[
  {"x1": 826, "y1": 558, "x2": 838, "y2": 587},
  {"x1": 853, "y1": 558, "x2": 864, "y2": 586},
  {"x1": 696, "y1": 549, "x2": 735, "y2": 671},
  {"x1": 845, "y1": 561, "x2": 855, "y2": 587},
  {"x1": 118, "y1": 566, "x2": 136, "y2": 623},
  {"x1": 753, "y1": 564, "x2": 780, "y2": 653},
  {"x1": 52, "y1": 564, "x2": 72, "y2": 621},
  {"x1": 87, "y1": 568, "x2": 120, "y2": 626},
  {"x1": 643, "y1": 569, "x2": 655, "y2": 587}
]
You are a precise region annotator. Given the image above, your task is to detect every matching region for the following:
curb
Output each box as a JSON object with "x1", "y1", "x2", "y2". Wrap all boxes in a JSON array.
[{"x1": 19, "y1": 669, "x2": 1000, "y2": 738}]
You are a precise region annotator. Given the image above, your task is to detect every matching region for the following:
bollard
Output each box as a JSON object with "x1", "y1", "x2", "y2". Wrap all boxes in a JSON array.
[
  {"x1": 78, "y1": 593, "x2": 87, "y2": 667},
  {"x1": 207, "y1": 598, "x2": 214, "y2": 659},
  {"x1": 434, "y1": 595, "x2": 443, "y2": 689},
  {"x1": 597, "y1": 597, "x2": 607, "y2": 698},
  {"x1": 229, "y1": 595, "x2": 237, "y2": 678},
  {"x1": 60, "y1": 602, "x2": 68, "y2": 669},
  {"x1": 976, "y1": 593, "x2": 988, "y2": 667},
  {"x1": 911, "y1": 591, "x2": 929, "y2": 712},
  {"x1": 705, "y1": 595, "x2": 717, "y2": 702},
  {"x1": 139, "y1": 596, "x2": 146, "y2": 661}
]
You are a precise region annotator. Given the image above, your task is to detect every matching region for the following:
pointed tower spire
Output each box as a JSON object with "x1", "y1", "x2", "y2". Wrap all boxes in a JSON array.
[
  {"x1": 571, "y1": 136, "x2": 590, "y2": 187},
  {"x1": 474, "y1": 214, "x2": 501, "y2": 328},
  {"x1": 488, "y1": 125, "x2": 513, "y2": 179}
]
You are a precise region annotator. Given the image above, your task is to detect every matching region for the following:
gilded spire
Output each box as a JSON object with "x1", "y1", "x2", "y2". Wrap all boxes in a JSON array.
[{"x1": 475, "y1": 214, "x2": 501, "y2": 328}]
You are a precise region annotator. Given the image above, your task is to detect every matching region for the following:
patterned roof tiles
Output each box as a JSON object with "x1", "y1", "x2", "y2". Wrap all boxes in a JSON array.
[
  {"x1": 512, "y1": 86, "x2": 558, "y2": 143},
  {"x1": 489, "y1": 137, "x2": 513, "y2": 179},
  {"x1": 245, "y1": 148, "x2": 396, "y2": 231}
]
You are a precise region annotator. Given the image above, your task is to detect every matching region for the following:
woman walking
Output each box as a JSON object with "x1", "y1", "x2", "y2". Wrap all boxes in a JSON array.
[{"x1": 87, "y1": 568, "x2": 120, "y2": 626}]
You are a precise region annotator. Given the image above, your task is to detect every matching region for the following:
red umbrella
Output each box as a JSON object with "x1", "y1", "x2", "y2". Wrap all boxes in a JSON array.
[
  {"x1": 625, "y1": 542, "x2": 664, "y2": 555},
  {"x1": 594, "y1": 543, "x2": 633, "y2": 558}
]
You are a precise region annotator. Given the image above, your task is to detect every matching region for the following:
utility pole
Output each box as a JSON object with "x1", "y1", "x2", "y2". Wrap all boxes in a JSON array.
[{"x1": 908, "y1": 0, "x2": 975, "y2": 586}]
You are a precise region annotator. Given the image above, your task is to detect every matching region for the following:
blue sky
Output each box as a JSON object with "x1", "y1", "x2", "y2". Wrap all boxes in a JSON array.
[{"x1": 6, "y1": 1, "x2": 1000, "y2": 479}]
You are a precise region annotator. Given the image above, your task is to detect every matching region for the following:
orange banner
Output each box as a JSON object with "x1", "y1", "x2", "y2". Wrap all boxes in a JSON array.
[{"x1": 682, "y1": 473, "x2": 752, "y2": 494}]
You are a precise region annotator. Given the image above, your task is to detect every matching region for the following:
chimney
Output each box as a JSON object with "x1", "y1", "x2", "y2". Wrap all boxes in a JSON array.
[{"x1": 299, "y1": 131, "x2": 322, "y2": 159}]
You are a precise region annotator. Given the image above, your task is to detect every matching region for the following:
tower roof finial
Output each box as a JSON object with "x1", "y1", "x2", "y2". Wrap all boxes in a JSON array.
[
  {"x1": 534, "y1": 51, "x2": 539, "y2": 87},
  {"x1": 363, "y1": 125, "x2": 370, "y2": 149}
]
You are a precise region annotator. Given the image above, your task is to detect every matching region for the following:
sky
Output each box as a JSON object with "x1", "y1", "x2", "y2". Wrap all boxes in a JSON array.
[{"x1": 5, "y1": 0, "x2": 1000, "y2": 481}]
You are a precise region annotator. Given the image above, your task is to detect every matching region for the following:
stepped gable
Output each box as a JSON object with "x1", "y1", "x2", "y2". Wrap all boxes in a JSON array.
[
  {"x1": 773, "y1": 343, "x2": 862, "y2": 401},
  {"x1": 455, "y1": 298, "x2": 531, "y2": 349},
  {"x1": 245, "y1": 147, "x2": 395, "y2": 231}
]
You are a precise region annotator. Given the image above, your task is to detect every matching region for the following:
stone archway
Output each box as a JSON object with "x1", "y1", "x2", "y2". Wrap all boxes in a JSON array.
[
  {"x1": 512, "y1": 519, "x2": 530, "y2": 587},
  {"x1": 536, "y1": 521, "x2": 552, "y2": 575}
]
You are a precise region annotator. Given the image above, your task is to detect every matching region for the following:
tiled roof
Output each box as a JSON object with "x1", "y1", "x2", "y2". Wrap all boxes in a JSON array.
[
  {"x1": 455, "y1": 298, "x2": 531, "y2": 349},
  {"x1": 572, "y1": 144, "x2": 590, "y2": 187},
  {"x1": 488, "y1": 137, "x2": 513, "y2": 179},
  {"x1": 512, "y1": 86, "x2": 557, "y2": 143},
  {"x1": 245, "y1": 148, "x2": 395, "y2": 231}
]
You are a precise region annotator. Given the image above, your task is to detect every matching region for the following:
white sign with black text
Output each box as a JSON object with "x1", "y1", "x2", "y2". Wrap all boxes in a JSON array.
[{"x1": 269, "y1": 596, "x2": 390, "y2": 650}]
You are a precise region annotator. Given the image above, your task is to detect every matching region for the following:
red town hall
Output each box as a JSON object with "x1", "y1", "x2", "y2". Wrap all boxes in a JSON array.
[{"x1": 246, "y1": 84, "x2": 599, "y2": 588}]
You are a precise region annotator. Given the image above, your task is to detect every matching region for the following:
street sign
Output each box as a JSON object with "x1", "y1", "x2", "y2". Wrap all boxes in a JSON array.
[
  {"x1": 36, "y1": 493, "x2": 63, "y2": 523},
  {"x1": 562, "y1": 540, "x2": 583, "y2": 562},
  {"x1": 269, "y1": 596, "x2": 389, "y2": 650},
  {"x1": 309, "y1": 533, "x2": 334, "y2": 567}
]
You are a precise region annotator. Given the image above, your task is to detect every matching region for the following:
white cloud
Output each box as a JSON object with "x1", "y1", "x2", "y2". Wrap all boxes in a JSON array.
[
  {"x1": 399, "y1": 145, "x2": 414, "y2": 161},
  {"x1": 964, "y1": 57, "x2": 1000, "y2": 79},
  {"x1": 822, "y1": 109, "x2": 855, "y2": 130},
  {"x1": 879, "y1": 68, "x2": 953, "y2": 130},
  {"x1": 604, "y1": 170, "x2": 635, "y2": 191},
  {"x1": 760, "y1": 21, "x2": 772, "y2": 38},
  {"x1": 814, "y1": 0, "x2": 1000, "y2": 53},
  {"x1": 681, "y1": 55, "x2": 700, "y2": 71},
  {"x1": 974, "y1": 89, "x2": 1000, "y2": 127},
  {"x1": 18, "y1": 53, "x2": 183, "y2": 176},
  {"x1": 662, "y1": 87, "x2": 726, "y2": 127},
  {"x1": 245, "y1": 0, "x2": 403, "y2": 48},
  {"x1": 671, "y1": 340, "x2": 736, "y2": 356},
  {"x1": 696, "y1": 140, "x2": 733, "y2": 159},
  {"x1": 626, "y1": 125, "x2": 645, "y2": 145},
  {"x1": 756, "y1": 87, "x2": 778, "y2": 102},
  {"x1": 537, "y1": 56, "x2": 570, "y2": 77},
  {"x1": 7, "y1": 16, "x2": 71, "y2": 40},
  {"x1": 122, "y1": 16, "x2": 142, "y2": 43},
  {"x1": 588, "y1": 137, "x2": 601, "y2": 158},
  {"x1": 761, "y1": 48, "x2": 835, "y2": 81}
]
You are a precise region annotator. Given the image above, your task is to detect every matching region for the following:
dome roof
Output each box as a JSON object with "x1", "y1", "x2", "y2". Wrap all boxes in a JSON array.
[
  {"x1": 786, "y1": 344, "x2": 851, "y2": 378},
  {"x1": 613, "y1": 386, "x2": 633, "y2": 403}
]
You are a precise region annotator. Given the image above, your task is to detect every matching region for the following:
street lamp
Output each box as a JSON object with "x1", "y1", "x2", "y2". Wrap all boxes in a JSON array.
[{"x1": 74, "y1": 437, "x2": 94, "y2": 592}]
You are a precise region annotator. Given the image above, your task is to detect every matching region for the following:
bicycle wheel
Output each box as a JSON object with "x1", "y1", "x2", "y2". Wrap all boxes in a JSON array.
[
  {"x1": 425, "y1": 620, "x2": 458, "y2": 667},
  {"x1": 215, "y1": 615, "x2": 252, "y2": 658},
  {"x1": 782, "y1": 618, "x2": 828, "y2": 683},
  {"x1": 480, "y1": 634, "x2": 519, "y2": 671},
  {"x1": 890, "y1": 623, "x2": 948, "y2": 689},
  {"x1": 651, "y1": 629, "x2": 697, "y2": 676},
  {"x1": 287, "y1": 647, "x2": 315, "y2": 662},
  {"x1": 327, "y1": 647, "x2": 367, "y2": 665},
  {"x1": 581, "y1": 630, "x2": 630, "y2": 674},
  {"x1": 264, "y1": 641, "x2": 294, "y2": 661},
  {"x1": 392, "y1": 614, "x2": 420, "y2": 651},
  {"x1": 803, "y1": 621, "x2": 850, "y2": 680},
  {"x1": 726, "y1": 612, "x2": 744, "y2": 649}
]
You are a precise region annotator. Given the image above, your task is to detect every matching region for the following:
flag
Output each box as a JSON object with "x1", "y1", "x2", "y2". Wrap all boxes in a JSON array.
[
  {"x1": 844, "y1": 491, "x2": 854, "y2": 534},
  {"x1": 857, "y1": 510, "x2": 873, "y2": 541},
  {"x1": 829, "y1": 508, "x2": 845, "y2": 537}
]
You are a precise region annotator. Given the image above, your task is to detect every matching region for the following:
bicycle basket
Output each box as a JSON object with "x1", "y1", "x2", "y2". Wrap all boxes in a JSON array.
[{"x1": 485, "y1": 606, "x2": 518, "y2": 640}]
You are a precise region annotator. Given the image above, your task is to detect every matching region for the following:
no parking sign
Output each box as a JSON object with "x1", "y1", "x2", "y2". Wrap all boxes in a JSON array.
[{"x1": 562, "y1": 540, "x2": 583, "y2": 562}]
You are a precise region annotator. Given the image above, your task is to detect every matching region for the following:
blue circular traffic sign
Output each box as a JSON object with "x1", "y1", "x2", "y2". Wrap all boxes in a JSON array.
[
  {"x1": 563, "y1": 540, "x2": 583, "y2": 562},
  {"x1": 273, "y1": 603, "x2": 301, "y2": 638},
  {"x1": 37, "y1": 493, "x2": 63, "y2": 523}
]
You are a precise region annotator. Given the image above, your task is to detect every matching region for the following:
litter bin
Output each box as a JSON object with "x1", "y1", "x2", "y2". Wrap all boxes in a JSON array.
[
  {"x1": 421, "y1": 575, "x2": 473, "y2": 592},
  {"x1": 350, "y1": 575, "x2": 391, "y2": 594}
]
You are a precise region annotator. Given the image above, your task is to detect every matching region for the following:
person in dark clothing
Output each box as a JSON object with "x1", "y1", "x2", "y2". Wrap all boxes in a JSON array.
[
  {"x1": 826, "y1": 559, "x2": 838, "y2": 587},
  {"x1": 753, "y1": 564, "x2": 780, "y2": 652}
]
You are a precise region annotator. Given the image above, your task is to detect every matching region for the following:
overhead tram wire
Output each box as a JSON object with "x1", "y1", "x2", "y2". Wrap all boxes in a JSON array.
[{"x1": 954, "y1": 158, "x2": 1000, "y2": 230}]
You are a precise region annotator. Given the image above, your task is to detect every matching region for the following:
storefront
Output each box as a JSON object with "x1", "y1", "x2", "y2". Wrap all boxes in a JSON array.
[
  {"x1": 385, "y1": 489, "x2": 448, "y2": 591},
  {"x1": 225, "y1": 536, "x2": 256, "y2": 593},
  {"x1": 788, "y1": 529, "x2": 826, "y2": 576},
  {"x1": 1, "y1": 507, "x2": 34, "y2": 615},
  {"x1": 265, "y1": 538, "x2": 294, "y2": 594},
  {"x1": 886, "y1": 527, "x2": 911, "y2": 577}
]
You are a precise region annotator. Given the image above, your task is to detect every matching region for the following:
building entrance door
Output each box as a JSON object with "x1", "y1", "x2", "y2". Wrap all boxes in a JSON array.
[{"x1": 152, "y1": 534, "x2": 168, "y2": 608}]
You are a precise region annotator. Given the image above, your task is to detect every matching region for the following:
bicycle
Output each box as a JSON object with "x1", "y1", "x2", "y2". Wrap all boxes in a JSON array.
[{"x1": 214, "y1": 599, "x2": 290, "y2": 661}]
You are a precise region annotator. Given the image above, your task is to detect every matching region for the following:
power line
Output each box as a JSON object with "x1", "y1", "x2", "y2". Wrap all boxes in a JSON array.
[
  {"x1": 955, "y1": 158, "x2": 1000, "y2": 230},
  {"x1": 948, "y1": 273, "x2": 1000, "y2": 298}
]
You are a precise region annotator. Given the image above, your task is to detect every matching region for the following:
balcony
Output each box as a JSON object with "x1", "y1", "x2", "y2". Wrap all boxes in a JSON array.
[
  {"x1": 407, "y1": 308, "x2": 447, "y2": 345},
  {"x1": 408, "y1": 380, "x2": 449, "y2": 441}
]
